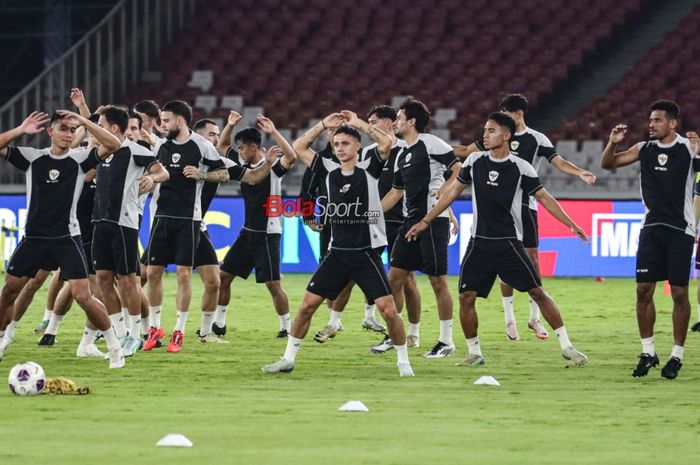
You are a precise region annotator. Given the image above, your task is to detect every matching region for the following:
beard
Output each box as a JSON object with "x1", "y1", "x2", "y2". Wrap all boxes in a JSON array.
[{"x1": 165, "y1": 127, "x2": 181, "y2": 140}]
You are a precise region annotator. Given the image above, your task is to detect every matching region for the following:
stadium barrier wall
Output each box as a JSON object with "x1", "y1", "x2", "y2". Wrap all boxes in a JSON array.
[{"x1": 0, "y1": 195, "x2": 679, "y2": 278}]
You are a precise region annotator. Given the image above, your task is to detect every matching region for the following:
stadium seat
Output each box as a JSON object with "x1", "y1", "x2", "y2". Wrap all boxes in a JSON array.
[
  {"x1": 194, "y1": 95, "x2": 218, "y2": 115},
  {"x1": 433, "y1": 108, "x2": 457, "y2": 129},
  {"x1": 187, "y1": 70, "x2": 214, "y2": 92},
  {"x1": 220, "y1": 95, "x2": 244, "y2": 112}
]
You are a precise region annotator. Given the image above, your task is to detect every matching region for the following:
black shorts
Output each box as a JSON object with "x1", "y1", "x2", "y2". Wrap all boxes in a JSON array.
[
  {"x1": 82, "y1": 240, "x2": 96, "y2": 275},
  {"x1": 458, "y1": 238, "x2": 541, "y2": 298},
  {"x1": 319, "y1": 225, "x2": 332, "y2": 261},
  {"x1": 92, "y1": 222, "x2": 140, "y2": 275},
  {"x1": 385, "y1": 221, "x2": 402, "y2": 258},
  {"x1": 521, "y1": 206, "x2": 539, "y2": 248},
  {"x1": 220, "y1": 230, "x2": 281, "y2": 282},
  {"x1": 146, "y1": 217, "x2": 201, "y2": 267},
  {"x1": 8, "y1": 236, "x2": 90, "y2": 280},
  {"x1": 307, "y1": 248, "x2": 392, "y2": 302},
  {"x1": 194, "y1": 229, "x2": 219, "y2": 268},
  {"x1": 390, "y1": 217, "x2": 449, "y2": 276},
  {"x1": 637, "y1": 226, "x2": 693, "y2": 286}
]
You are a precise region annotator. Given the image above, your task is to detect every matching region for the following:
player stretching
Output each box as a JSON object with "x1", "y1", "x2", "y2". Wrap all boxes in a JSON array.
[
  {"x1": 407, "y1": 113, "x2": 588, "y2": 366},
  {"x1": 263, "y1": 111, "x2": 414, "y2": 377},
  {"x1": 602, "y1": 100, "x2": 700, "y2": 379}
]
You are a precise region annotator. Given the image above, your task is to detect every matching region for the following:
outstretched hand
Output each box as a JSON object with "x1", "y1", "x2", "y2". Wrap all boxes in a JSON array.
[
  {"x1": 69, "y1": 88, "x2": 86, "y2": 108},
  {"x1": 340, "y1": 110, "x2": 359, "y2": 127},
  {"x1": 227, "y1": 111, "x2": 242, "y2": 127},
  {"x1": 687, "y1": 131, "x2": 700, "y2": 155},
  {"x1": 256, "y1": 114, "x2": 276, "y2": 134},
  {"x1": 322, "y1": 113, "x2": 345, "y2": 130},
  {"x1": 579, "y1": 171, "x2": 596, "y2": 184},
  {"x1": 405, "y1": 221, "x2": 428, "y2": 242},
  {"x1": 20, "y1": 111, "x2": 50, "y2": 134},
  {"x1": 571, "y1": 223, "x2": 589, "y2": 244},
  {"x1": 182, "y1": 165, "x2": 200, "y2": 180},
  {"x1": 609, "y1": 124, "x2": 627, "y2": 144}
]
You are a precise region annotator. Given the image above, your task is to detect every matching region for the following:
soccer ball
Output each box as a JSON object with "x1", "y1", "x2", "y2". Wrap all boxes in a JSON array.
[{"x1": 8, "y1": 361, "x2": 46, "y2": 396}]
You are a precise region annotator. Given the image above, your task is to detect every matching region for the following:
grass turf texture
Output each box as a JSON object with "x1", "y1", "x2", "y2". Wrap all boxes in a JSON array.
[{"x1": 1, "y1": 274, "x2": 699, "y2": 465}]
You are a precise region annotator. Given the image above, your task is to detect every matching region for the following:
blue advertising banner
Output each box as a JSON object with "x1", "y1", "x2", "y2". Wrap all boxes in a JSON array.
[{"x1": 0, "y1": 194, "x2": 675, "y2": 278}]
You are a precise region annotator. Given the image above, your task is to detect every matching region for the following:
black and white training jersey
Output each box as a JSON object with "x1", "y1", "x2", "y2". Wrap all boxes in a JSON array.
[
  {"x1": 393, "y1": 133, "x2": 458, "y2": 220},
  {"x1": 300, "y1": 143, "x2": 338, "y2": 224},
  {"x1": 311, "y1": 149, "x2": 387, "y2": 251},
  {"x1": 77, "y1": 177, "x2": 96, "y2": 243},
  {"x1": 361, "y1": 140, "x2": 406, "y2": 224},
  {"x1": 635, "y1": 135, "x2": 700, "y2": 236},
  {"x1": 234, "y1": 157, "x2": 289, "y2": 234},
  {"x1": 92, "y1": 139, "x2": 156, "y2": 230},
  {"x1": 151, "y1": 132, "x2": 225, "y2": 221},
  {"x1": 476, "y1": 127, "x2": 556, "y2": 209},
  {"x1": 457, "y1": 151, "x2": 543, "y2": 241},
  {"x1": 197, "y1": 155, "x2": 246, "y2": 233},
  {"x1": 4, "y1": 146, "x2": 100, "y2": 238}
]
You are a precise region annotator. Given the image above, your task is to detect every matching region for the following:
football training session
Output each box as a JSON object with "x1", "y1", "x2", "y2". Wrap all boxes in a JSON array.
[{"x1": 0, "y1": 1, "x2": 699, "y2": 464}]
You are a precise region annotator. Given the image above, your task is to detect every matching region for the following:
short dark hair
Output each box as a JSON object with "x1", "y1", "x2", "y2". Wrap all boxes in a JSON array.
[
  {"x1": 488, "y1": 112, "x2": 517, "y2": 137},
  {"x1": 367, "y1": 105, "x2": 397, "y2": 122},
  {"x1": 334, "y1": 125, "x2": 362, "y2": 142},
  {"x1": 649, "y1": 99, "x2": 679, "y2": 120},
  {"x1": 49, "y1": 111, "x2": 92, "y2": 125},
  {"x1": 133, "y1": 100, "x2": 160, "y2": 120},
  {"x1": 399, "y1": 96, "x2": 431, "y2": 133},
  {"x1": 499, "y1": 93, "x2": 528, "y2": 113},
  {"x1": 88, "y1": 113, "x2": 100, "y2": 124},
  {"x1": 162, "y1": 100, "x2": 192, "y2": 126},
  {"x1": 128, "y1": 110, "x2": 142, "y2": 129},
  {"x1": 100, "y1": 105, "x2": 129, "y2": 133},
  {"x1": 193, "y1": 118, "x2": 217, "y2": 132},
  {"x1": 234, "y1": 127, "x2": 262, "y2": 146}
]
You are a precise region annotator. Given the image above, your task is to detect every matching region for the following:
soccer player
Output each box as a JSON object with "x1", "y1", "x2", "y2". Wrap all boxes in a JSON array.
[
  {"x1": 380, "y1": 96, "x2": 461, "y2": 358},
  {"x1": 692, "y1": 175, "x2": 700, "y2": 333},
  {"x1": 91, "y1": 105, "x2": 168, "y2": 356},
  {"x1": 601, "y1": 100, "x2": 700, "y2": 379},
  {"x1": 262, "y1": 111, "x2": 414, "y2": 377},
  {"x1": 143, "y1": 100, "x2": 227, "y2": 353},
  {"x1": 215, "y1": 115, "x2": 296, "y2": 338},
  {"x1": 454, "y1": 94, "x2": 595, "y2": 341},
  {"x1": 0, "y1": 110, "x2": 126, "y2": 368},
  {"x1": 189, "y1": 118, "x2": 230, "y2": 343},
  {"x1": 407, "y1": 113, "x2": 589, "y2": 366},
  {"x1": 133, "y1": 100, "x2": 163, "y2": 147}
]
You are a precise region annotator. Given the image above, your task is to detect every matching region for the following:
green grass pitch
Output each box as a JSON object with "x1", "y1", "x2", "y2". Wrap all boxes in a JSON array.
[{"x1": 1, "y1": 274, "x2": 698, "y2": 465}]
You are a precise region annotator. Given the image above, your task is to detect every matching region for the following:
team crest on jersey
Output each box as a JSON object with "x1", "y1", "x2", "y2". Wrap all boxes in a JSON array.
[
  {"x1": 488, "y1": 171, "x2": 499, "y2": 182},
  {"x1": 172, "y1": 153, "x2": 181, "y2": 163},
  {"x1": 340, "y1": 183, "x2": 351, "y2": 193},
  {"x1": 510, "y1": 141, "x2": 519, "y2": 150},
  {"x1": 104, "y1": 154, "x2": 114, "y2": 164},
  {"x1": 657, "y1": 153, "x2": 668, "y2": 166},
  {"x1": 404, "y1": 153, "x2": 412, "y2": 163},
  {"x1": 49, "y1": 169, "x2": 60, "y2": 181}
]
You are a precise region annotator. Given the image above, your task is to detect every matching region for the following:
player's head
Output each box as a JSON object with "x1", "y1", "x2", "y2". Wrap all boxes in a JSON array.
[
  {"x1": 48, "y1": 111, "x2": 80, "y2": 150},
  {"x1": 98, "y1": 105, "x2": 129, "y2": 137},
  {"x1": 483, "y1": 112, "x2": 516, "y2": 150},
  {"x1": 499, "y1": 93, "x2": 528, "y2": 124},
  {"x1": 234, "y1": 127, "x2": 262, "y2": 163},
  {"x1": 193, "y1": 118, "x2": 221, "y2": 146},
  {"x1": 367, "y1": 105, "x2": 397, "y2": 134},
  {"x1": 648, "y1": 99, "x2": 679, "y2": 140},
  {"x1": 125, "y1": 111, "x2": 142, "y2": 142},
  {"x1": 133, "y1": 100, "x2": 160, "y2": 130},
  {"x1": 161, "y1": 100, "x2": 192, "y2": 140},
  {"x1": 395, "y1": 96, "x2": 430, "y2": 138},
  {"x1": 333, "y1": 126, "x2": 362, "y2": 163}
]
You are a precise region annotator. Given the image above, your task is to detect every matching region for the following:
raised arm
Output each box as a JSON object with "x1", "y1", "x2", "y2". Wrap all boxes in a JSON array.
[
  {"x1": 69, "y1": 88, "x2": 91, "y2": 118},
  {"x1": 56, "y1": 109, "x2": 120, "y2": 159},
  {"x1": 551, "y1": 155, "x2": 596, "y2": 184},
  {"x1": 0, "y1": 112, "x2": 50, "y2": 157},
  {"x1": 341, "y1": 110, "x2": 392, "y2": 159},
  {"x1": 217, "y1": 110, "x2": 241, "y2": 155},
  {"x1": 534, "y1": 188, "x2": 588, "y2": 243},
  {"x1": 601, "y1": 124, "x2": 640, "y2": 170},
  {"x1": 240, "y1": 146, "x2": 280, "y2": 184},
  {"x1": 256, "y1": 115, "x2": 296, "y2": 168},
  {"x1": 292, "y1": 113, "x2": 344, "y2": 168}
]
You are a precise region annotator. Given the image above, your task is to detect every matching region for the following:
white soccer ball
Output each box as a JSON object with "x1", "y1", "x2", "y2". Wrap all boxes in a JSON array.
[{"x1": 8, "y1": 361, "x2": 46, "y2": 396}]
